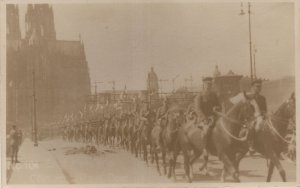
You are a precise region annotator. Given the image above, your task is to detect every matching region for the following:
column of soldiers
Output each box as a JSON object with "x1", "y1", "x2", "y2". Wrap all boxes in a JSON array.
[{"x1": 56, "y1": 77, "x2": 268, "y2": 154}]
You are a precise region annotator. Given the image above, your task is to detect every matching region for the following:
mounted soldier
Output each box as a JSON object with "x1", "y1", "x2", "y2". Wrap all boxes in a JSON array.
[
  {"x1": 194, "y1": 77, "x2": 221, "y2": 126},
  {"x1": 156, "y1": 97, "x2": 170, "y2": 126},
  {"x1": 246, "y1": 79, "x2": 268, "y2": 153}
]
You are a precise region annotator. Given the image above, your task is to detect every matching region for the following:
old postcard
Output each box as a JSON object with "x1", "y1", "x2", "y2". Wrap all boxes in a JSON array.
[{"x1": 1, "y1": 0, "x2": 299, "y2": 187}]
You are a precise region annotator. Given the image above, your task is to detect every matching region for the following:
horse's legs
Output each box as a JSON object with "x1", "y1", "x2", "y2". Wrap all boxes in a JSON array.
[
  {"x1": 199, "y1": 149, "x2": 209, "y2": 176},
  {"x1": 143, "y1": 143, "x2": 148, "y2": 165},
  {"x1": 266, "y1": 161, "x2": 275, "y2": 182},
  {"x1": 155, "y1": 150, "x2": 161, "y2": 175},
  {"x1": 172, "y1": 150, "x2": 178, "y2": 181},
  {"x1": 269, "y1": 152, "x2": 286, "y2": 182},
  {"x1": 183, "y1": 151, "x2": 192, "y2": 183},
  {"x1": 221, "y1": 165, "x2": 227, "y2": 182},
  {"x1": 150, "y1": 145, "x2": 155, "y2": 164},
  {"x1": 219, "y1": 153, "x2": 239, "y2": 182},
  {"x1": 167, "y1": 152, "x2": 173, "y2": 178},
  {"x1": 189, "y1": 149, "x2": 202, "y2": 179},
  {"x1": 162, "y1": 148, "x2": 167, "y2": 175},
  {"x1": 235, "y1": 149, "x2": 248, "y2": 176}
]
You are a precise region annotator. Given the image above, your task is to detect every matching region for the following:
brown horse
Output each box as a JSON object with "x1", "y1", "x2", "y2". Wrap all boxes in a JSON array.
[
  {"x1": 161, "y1": 105, "x2": 186, "y2": 180},
  {"x1": 252, "y1": 93, "x2": 295, "y2": 182},
  {"x1": 176, "y1": 115, "x2": 210, "y2": 182},
  {"x1": 206, "y1": 92, "x2": 256, "y2": 182},
  {"x1": 139, "y1": 111, "x2": 156, "y2": 165}
]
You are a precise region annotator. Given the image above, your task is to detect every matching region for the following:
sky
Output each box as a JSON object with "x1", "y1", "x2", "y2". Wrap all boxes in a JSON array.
[{"x1": 18, "y1": 2, "x2": 295, "y2": 92}]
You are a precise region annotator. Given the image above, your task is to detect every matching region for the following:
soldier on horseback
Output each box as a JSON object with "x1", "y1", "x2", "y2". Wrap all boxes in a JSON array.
[
  {"x1": 154, "y1": 97, "x2": 170, "y2": 150},
  {"x1": 194, "y1": 77, "x2": 221, "y2": 127},
  {"x1": 156, "y1": 97, "x2": 170, "y2": 125},
  {"x1": 247, "y1": 79, "x2": 267, "y2": 153}
]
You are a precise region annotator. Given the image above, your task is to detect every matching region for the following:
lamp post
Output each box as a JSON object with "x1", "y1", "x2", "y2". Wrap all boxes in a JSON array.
[
  {"x1": 253, "y1": 45, "x2": 257, "y2": 79},
  {"x1": 240, "y1": 2, "x2": 254, "y2": 82},
  {"x1": 29, "y1": 29, "x2": 39, "y2": 147},
  {"x1": 32, "y1": 59, "x2": 38, "y2": 147}
]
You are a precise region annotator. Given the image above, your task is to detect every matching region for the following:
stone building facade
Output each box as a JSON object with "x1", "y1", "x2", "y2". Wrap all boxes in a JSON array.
[{"x1": 7, "y1": 4, "x2": 91, "y2": 128}]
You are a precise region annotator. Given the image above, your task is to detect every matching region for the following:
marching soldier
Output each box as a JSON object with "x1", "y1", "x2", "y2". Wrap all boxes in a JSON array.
[{"x1": 9, "y1": 125, "x2": 20, "y2": 163}]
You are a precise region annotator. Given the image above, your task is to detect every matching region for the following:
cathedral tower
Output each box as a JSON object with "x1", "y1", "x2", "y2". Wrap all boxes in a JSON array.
[
  {"x1": 25, "y1": 4, "x2": 56, "y2": 42},
  {"x1": 6, "y1": 4, "x2": 21, "y2": 40}
]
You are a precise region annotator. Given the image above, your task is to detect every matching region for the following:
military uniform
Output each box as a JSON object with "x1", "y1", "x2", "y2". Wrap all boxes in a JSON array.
[
  {"x1": 254, "y1": 94, "x2": 267, "y2": 114},
  {"x1": 194, "y1": 91, "x2": 221, "y2": 123},
  {"x1": 9, "y1": 126, "x2": 19, "y2": 163}
]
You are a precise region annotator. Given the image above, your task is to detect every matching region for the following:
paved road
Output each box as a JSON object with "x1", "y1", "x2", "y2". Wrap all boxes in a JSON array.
[{"x1": 40, "y1": 139, "x2": 295, "y2": 184}]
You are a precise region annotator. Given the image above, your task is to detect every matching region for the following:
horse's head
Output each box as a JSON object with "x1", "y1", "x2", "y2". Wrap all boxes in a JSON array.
[
  {"x1": 228, "y1": 91, "x2": 256, "y2": 124},
  {"x1": 275, "y1": 92, "x2": 296, "y2": 122}
]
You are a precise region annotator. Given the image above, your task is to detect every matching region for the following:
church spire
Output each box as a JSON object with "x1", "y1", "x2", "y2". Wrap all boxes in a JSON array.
[
  {"x1": 25, "y1": 4, "x2": 56, "y2": 42},
  {"x1": 7, "y1": 4, "x2": 21, "y2": 40}
]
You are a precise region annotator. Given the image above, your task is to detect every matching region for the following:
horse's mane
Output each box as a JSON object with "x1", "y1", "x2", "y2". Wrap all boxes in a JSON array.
[{"x1": 273, "y1": 101, "x2": 288, "y2": 117}]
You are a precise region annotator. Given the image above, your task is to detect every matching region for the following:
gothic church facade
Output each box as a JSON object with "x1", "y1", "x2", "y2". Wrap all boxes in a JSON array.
[{"x1": 7, "y1": 4, "x2": 91, "y2": 127}]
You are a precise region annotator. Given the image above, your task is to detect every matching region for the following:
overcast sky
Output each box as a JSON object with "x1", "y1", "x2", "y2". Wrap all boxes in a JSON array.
[{"x1": 19, "y1": 2, "x2": 295, "y2": 92}]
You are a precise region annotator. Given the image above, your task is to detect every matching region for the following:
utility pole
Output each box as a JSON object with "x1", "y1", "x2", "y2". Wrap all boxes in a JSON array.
[
  {"x1": 15, "y1": 84, "x2": 18, "y2": 124},
  {"x1": 240, "y1": 2, "x2": 254, "y2": 82},
  {"x1": 253, "y1": 45, "x2": 257, "y2": 79},
  {"x1": 32, "y1": 66, "x2": 38, "y2": 147},
  {"x1": 172, "y1": 75, "x2": 180, "y2": 93}
]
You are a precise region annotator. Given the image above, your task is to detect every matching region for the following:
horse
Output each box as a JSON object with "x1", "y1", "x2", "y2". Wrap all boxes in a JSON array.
[
  {"x1": 161, "y1": 105, "x2": 186, "y2": 180},
  {"x1": 205, "y1": 92, "x2": 256, "y2": 182},
  {"x1": 175, "y1": 114, "x2": 211, "y2": 182},
  {"x1": 139, "y1": 111, "x2": 156, "y2": 165},
  {"x1": 252, "y1": 92, "x2": 295, "y2": 182}
]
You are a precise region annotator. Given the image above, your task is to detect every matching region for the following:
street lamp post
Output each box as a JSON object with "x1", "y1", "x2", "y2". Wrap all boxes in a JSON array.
[
  {"x1": 253, "y1": 45, "x2": 257, "y2": 79},
  {"x1": 32, "y1": 64, "x2": 38, "y2": 147},
  {"x1": 240, "y1": 2, "x2": 254, "y2": 82}
]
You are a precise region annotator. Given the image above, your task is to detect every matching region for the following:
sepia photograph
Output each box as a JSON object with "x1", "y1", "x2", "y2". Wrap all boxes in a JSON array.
[{"x1": 3, "y1": 1, "x2": 297, "y2": 186}]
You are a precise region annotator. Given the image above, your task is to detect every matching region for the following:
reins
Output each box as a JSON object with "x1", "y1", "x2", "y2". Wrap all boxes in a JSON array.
[
  {"x1": 213, "y1": 110, "x2": 243, "y2": 125},
  {"x1": 265, "y1": 118, "x2": 293, "y2": 145},
  {"x1": 213, "y1": 110, "x2": 248, "y2": 142},
  {"x1": 219, "y1": 120, "x2": 248, "y2": 142}
]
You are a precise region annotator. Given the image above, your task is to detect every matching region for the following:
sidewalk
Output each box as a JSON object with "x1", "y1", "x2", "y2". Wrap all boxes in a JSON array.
[{"x1": 7, "y1": 138, "x2": 69, "y2": 184}]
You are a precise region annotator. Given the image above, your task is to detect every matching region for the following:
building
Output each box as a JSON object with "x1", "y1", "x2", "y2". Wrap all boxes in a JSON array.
[
  {"x1": 7, "y1": 4, "x2": 91, "y2": 128},
  {"x1": 213, "y1": 65, "x2": 243, "y2": 102}
]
